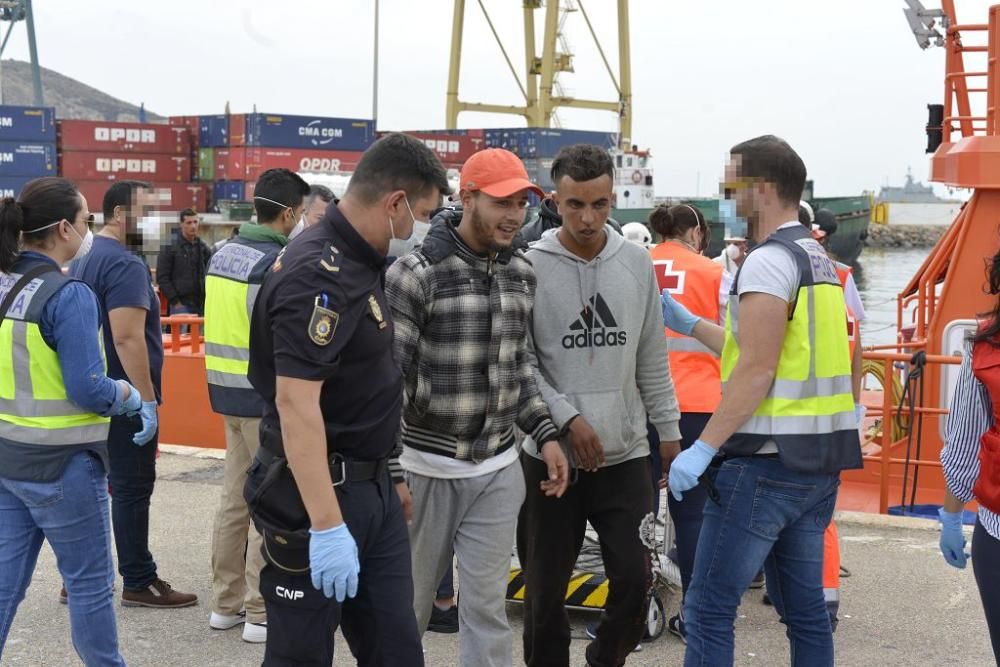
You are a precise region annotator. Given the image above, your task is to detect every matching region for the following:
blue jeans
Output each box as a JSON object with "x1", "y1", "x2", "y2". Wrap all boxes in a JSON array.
[
  {"x1": 108, "y1": 414, "x2": 159, "y2": 591},
  {"x1": 683, "y1": 456, "x2": 839, "y2": 667},
  {"x1": 0, "y1": 452, "x2": 125, "y2": 666}
]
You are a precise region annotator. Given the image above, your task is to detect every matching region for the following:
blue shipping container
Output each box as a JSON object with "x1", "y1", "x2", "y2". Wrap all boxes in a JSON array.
[
  {"x1": 0, "y1": 142, "x2": 56, "y2": 177},
  {"x1": 484, "y1": 128, "x2": 619, "y2": 158},
  {"x1": 199, "y1": 115, "x2": 229, "y2": 148},
  {"x1": 0, "y1": 176, "x2": 34, "y2": 198},
  {"x1": 244, "y1": 113, "x2": 374, "y2": 151},
  {"x1": 0, "y1": 105, "x2": 55, "y2": 143},
  {"x1": 213, "y1": 181, "x2": 245, "y2": 202}
]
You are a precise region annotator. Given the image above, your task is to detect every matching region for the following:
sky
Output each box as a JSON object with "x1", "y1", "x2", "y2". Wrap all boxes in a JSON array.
[{"x1": 4, "y1": 0, "x2": 992, "y2": 198}]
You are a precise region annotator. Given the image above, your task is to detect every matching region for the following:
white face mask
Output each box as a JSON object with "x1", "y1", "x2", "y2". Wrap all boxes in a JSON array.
[
  {"x1": 288, "y1": 217, "x2": 306, "y2": 241},
  {"x1": 25, "y1": 218, "x2": 93, "y2": 261},
  {"x1": 387, "y1": 198, "x2": 430, "y2": 258},
  {"x1": 72, "y1": 226, "x2": 94, "y2": 260}
]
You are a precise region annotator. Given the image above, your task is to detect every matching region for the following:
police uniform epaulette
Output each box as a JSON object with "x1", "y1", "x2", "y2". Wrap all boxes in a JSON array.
[{"x1": 318, "y1": 243, "x2": 342, "y2": 274}]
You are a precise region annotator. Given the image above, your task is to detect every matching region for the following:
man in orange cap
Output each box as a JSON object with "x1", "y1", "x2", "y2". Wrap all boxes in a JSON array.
[{"x1": 386, "y1": 148, "x2": 570, "y2": 666}]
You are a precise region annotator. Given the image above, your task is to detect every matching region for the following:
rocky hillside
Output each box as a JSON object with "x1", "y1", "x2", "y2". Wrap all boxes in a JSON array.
[{"x1": 0, "y1": 58, "x2": 164, "y2": 122}]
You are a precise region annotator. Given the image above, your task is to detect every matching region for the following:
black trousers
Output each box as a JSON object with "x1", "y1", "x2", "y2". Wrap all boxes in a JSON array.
[
  {"x1": 517, "y1": 455, "x2": 654, "y2": 667},
  {"x1": 259, "y1": 471, "x2": 423, "y2": 667},
  {"x1": 972, "y1": 520, "x2": 1000, "y2": 663}
]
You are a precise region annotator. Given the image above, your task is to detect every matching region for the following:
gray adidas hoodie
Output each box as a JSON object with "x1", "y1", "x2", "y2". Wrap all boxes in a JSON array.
[{"x1": 523, "y1": 227, "x2": 682, "y2": 467}]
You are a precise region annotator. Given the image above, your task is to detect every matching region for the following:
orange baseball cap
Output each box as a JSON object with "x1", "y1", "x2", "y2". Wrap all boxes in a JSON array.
[{"x1": 459, "y1": 148, "x2": 545, "y2": 198}]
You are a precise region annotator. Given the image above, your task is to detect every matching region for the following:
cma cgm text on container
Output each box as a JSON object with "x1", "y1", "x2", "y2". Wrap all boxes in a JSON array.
[
  {"x1": 197, "y1": 113, "x2": 374, "y2": 151},
  {"x1": 59, "y1": 152, "x2": 191, "y2": 182},
  {"x1": 58, "y1": 120, "x2": 191, "y2": 154},
  {"x1": 210, "y1": 147, "x2": 364, "y2": 181}
]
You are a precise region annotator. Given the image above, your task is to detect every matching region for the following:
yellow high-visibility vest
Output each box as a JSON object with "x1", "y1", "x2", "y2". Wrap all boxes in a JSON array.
[
  {"x1": 720, "y1": 225, "x2": 862, "y2": 473},
  {"x1": 0, "y1": 262, "x2": 110, "y2": 446}
]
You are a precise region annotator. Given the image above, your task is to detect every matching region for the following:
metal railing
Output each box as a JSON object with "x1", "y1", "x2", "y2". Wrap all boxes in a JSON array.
[
  {"x1": 860, "y1": 348, "x2": 961, "y2": 514},
  {"x1": 161, "y1": 315, "x2": 204, "y2": 354}
]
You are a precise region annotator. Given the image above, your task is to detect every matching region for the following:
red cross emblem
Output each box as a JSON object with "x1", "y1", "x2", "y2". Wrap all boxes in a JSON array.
[{"x1": 654, "y1": 260, "x2": 686, "y2": 294}]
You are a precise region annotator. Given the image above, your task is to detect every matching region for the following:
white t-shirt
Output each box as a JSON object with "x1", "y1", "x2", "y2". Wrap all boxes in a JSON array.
[
  {"x1": 400, "y1": 444, "x2": 519, "y2": 480},
  {"x1": 843, "y1": 272, "x2": 865, "y2": 322},
  {"x1": 731, "y1": 222, "x2": 804, "y2": 453}
]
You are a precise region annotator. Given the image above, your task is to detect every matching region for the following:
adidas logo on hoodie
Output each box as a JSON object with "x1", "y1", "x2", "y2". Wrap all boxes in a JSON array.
[{"x1": 562, "y1": 294, "x2": 629, "y2": 349}]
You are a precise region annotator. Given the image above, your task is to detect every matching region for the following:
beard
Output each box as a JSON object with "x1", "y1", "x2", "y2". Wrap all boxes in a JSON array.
[{"x1": 470, "y1": 208, "x2": 512, "y2": 253}]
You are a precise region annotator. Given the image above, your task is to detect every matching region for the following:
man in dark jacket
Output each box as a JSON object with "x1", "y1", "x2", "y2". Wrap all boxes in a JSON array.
[
  {"x1": 519, "y1": 195, "x2": 624, "y2": 244},
  {"x1": 156, "y1": 208, "x2": 211, "y2": 315}
]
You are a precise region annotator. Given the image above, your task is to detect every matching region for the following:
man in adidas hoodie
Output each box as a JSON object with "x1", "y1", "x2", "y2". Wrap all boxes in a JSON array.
[
  {"x1": 386, "y1": 148, "x2": 569, "y2": 667},
  {"x1": 518, "y1": 143, "x2": 682, "y2": 667}
]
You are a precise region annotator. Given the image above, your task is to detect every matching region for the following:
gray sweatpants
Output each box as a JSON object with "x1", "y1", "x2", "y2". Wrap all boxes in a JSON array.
[{"x1": 407, "y1": 461, "x2": 526, "y2": 667}]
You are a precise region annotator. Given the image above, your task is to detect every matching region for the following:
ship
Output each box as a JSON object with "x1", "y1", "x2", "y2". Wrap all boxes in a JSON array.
[{"x1": 876, "y1": 167, "x2": 966, "y2": 227}]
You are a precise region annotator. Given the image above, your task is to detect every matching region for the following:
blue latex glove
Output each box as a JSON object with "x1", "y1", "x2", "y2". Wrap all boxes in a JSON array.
[
  {"x1": 938, "y1": 508, "x2": 969, "y2": 569},
  {"x1": 132, "y1": 401, "x2": 158, "y2": 446},
  {"x1": 661, "y1": 289, "x2": 700, "y2": 336},
  {"x1": 309, "y1": 523, "x2": 360, "y2": 602},
  {"x1": 854, "y1": 404, "x2": 866, "y2": 429},
  {"x1": 668, "y1": 439, "x2": 717, "y2": 501},
  {"x1": 115, "y1": 381, "x2": 142, "y2": 417}
]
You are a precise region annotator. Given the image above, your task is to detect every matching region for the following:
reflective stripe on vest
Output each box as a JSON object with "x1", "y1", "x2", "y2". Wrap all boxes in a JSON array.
[
  {"x1": 204, "y1": 241, "x2": 271, "y2": 414},
  {"x1": 650, "y1": 241, "x2": 724, "y2": 413},
  {"x1": 0, "y1": 274, "x2": 110, "y2": 447},
  {"x1": 720, "y1": 226, "x2": 857, "y2": 468}
]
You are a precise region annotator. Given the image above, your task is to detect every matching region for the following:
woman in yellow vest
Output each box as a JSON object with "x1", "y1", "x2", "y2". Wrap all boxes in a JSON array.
[
  {"x1": 647, "y1": 204, "x2": 731, "y2": 642},
  {"x1": 0, "y1": 177, "x2": 141, "y2": 666}
]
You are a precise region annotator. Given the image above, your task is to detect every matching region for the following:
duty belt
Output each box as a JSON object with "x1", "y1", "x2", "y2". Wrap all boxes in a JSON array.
[{"x1": 257, "y1": 447, "x2": 389, "y2": 486}]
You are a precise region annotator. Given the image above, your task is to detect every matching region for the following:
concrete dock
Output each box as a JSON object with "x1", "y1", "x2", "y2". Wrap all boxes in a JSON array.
[{"x1": 1, "y1": 450, "x2": 994, "y2": 666}]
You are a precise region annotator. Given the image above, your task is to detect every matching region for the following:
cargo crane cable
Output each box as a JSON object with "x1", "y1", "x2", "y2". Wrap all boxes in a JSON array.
[
  {"x1": 896, "y1": 350, "x2": 927, "y2": 510},
  {"x1": 860, "y1": 358, "x2": 907, "y2": 444}
]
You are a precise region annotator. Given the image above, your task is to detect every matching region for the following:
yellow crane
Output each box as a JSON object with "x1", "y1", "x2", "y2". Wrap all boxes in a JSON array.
[{"x1": 445, "y1": 0, "x2": 632, "y2": 148}]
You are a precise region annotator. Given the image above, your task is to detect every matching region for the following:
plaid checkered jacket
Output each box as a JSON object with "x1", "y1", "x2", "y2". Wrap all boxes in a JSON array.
[{"x1": 385, "y1": 217, "x2": 559, "y2": 463}]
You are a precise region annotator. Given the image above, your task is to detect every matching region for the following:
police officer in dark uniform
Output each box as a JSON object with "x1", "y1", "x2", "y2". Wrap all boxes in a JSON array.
[{"x1": 244, "y1": 133, "x2": 451, "y2": 666}]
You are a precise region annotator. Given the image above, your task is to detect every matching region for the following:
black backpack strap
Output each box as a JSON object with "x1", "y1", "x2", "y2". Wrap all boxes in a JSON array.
[{"x1": 0, "y1": 264, "x2": 59, "y2": 325}]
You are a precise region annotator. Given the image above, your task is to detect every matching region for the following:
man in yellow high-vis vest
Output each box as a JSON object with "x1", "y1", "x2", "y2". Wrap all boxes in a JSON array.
[
  {"x1": 663, "y1": 136, "x2": 862, "y2": 667},
  {"x1": 204, "y1": 168, "x2": 309, "y2": 644}
]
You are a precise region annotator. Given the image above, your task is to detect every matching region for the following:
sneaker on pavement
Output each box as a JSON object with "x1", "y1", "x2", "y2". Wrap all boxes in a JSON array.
[
  {"x1": 762, "y1": 592, "x2": 773, "y2": 606},
  {"x1": 209, "y1": 611, "x2": 246, "y2": 630},
  {"x1": 749, "y1": 571, "x2": 765, "y2": 590},
  {"x1": 668, "y1": 614, "x2": 687, "y2": 643},
  {"x1": 242, "y1": 622, "x2": 267, "y2": 643},
  {"x1": 122, "y1": 579, "x2": 197, "y2": 609},
  {"x1": 584, "y1": 622, "x2": 642, "y2": 652},
  {"x1": 59, "y1": 586, "x2": 67, "y2": 605},
  {"x1": 427, "y1": 604, "x2": 459, "y2": 634}
]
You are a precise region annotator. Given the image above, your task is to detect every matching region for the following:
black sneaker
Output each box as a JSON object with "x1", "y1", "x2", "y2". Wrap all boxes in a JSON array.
[
  {"x1": 427, "y1": 604, "x2": 458, "y2": 634},
  {"x1": 762, "y1": 592, "x2": 772, "y2": 606},
  {"x1": 584, "y1": 622, "x2": 642, "y2": 652},
  {"x1": 749, "y1": 571, "x2": 765, "y2": 590},
  {"x1": 668, "y1": 614, "x2": 687, "y2": 643}
]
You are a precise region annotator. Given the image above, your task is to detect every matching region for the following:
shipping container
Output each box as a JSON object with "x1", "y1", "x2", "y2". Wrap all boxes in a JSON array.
[
  {"x1": 197, "y1": 147, "x2": 215, "y2": 181},
  {"x1": 393, "y1": 128, "x2": 486, "y2": 139},
  {"x1": 199, "y1": 115, "x2": 229, "y2": 147},
  {"x1": 0, "y1": 176, "x2": 34, "y2": 199},
  {"x1": 484, "y1": 128, "x2": 619, "y2": 158},
  {"x1": 0, "y1": 105, "x2": 56, "y2": 143},
  {"x1": 0, "y1": 141, "x2": 56, "y2": 177},
  {"x1": 398, "y1": 131, "x2": 484, "y2": 165},
  {"x1": 214, "y1": 147, "x2": 364, "y2": 181},
  {"x1": 59, "y1": 151, "x2": 191, "y2": 182},
  {"x1": 58, "y1": 120, "x2": 191, "y2": 155},
  {"x1": 74, "y1": 181, "x2": 210, "y2": 213},
  {"x1": 213, "y1": 181, "x2": 247, "y2": 203},
  {"x1": 168, "y1": 116, "x2": 200, "y2": 148},
  {"x1": 243, "y1": 113, "x2": 374, "y2": 151}
]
